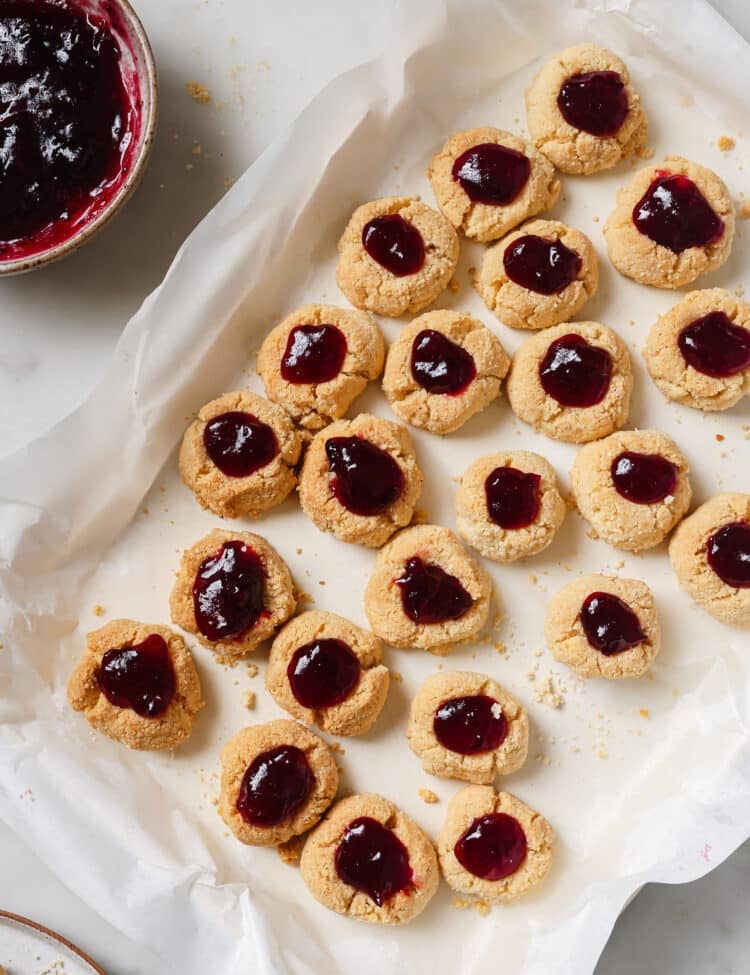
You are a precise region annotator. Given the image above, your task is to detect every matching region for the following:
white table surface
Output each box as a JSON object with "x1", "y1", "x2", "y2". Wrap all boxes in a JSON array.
[{"x1": 1, "y1": 1, "x2": 748, "y2": 972}]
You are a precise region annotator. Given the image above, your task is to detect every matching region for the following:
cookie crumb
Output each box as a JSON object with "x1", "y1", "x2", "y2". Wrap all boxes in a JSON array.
[
  {"x1": 448, "y1": 277, "x2": 460, "y2": 294},
  {"x1": 246, "y1": 663, "x2": 258, "y2": 678},
  {"x1": 639, "y1": 708, "x2": 650, "y2": 719},
  {"x1": 223, "y1": 176, "x2": 235, "y2": 190},
  {"x1": 186, "y1": 81, "x2": 211, "y2": 104},
  {"x1": 591, "y1": 214, "x2": 600, "y2": 223},
  {"x1": 318, "y1": 579, "x2": 326, "y2": 586},
  {"x1": 296, "y1": 547, "x2": 303, "y2": 555},
  {"x1": 715, "y1": 433, "x2": 725, "y2": 442},
  {"x1": 391, "y1": 670, "x2": 403, "y2": 683},
  {"x1": 329, "y1": 741, "x2": 346, "y2": 755},
  {"x1": 718, "y1": 135, "x2": 735, "y2": 152},
  {"x1": 597, "y1": 749, "x2": 608, "y2": 759},
  {"x1": 277, "y1": 834, "x2": 306, "y2": 866},
  {"x1": 92, "y1": 603, "x2": 105, "y2": 617},
  {"x1": 295, "y1": 588, "x2": 313, "y2": 605},
  {"x1": 241, "y1": 691, "x2": 256, "y2": 709},
  {"x1": 534, "y1": 673, "x2": 564, "y2": 709},
  {"x1": 419, "y1": 788, "x2": 439, "y2": 804}
]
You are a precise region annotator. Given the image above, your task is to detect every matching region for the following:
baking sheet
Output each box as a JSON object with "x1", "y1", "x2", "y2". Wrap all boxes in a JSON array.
[{"x1": 1, "y1": 1, "x2": 749, "y2": 973}]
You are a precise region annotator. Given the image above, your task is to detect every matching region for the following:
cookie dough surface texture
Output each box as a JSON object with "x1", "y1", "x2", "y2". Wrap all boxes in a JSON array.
[
  {"x1": 382, "y1": 309, "x2": 510, "y2": 434},
  {"x1": 570, "y1": 429, "x2": 692, "y2": 552},
  {"x1": 256, "y1": 304, "x2": 386, "y2": 432},
  {"x1": 476, "y1": 219, "x2": 599, "y2": 330},
  {"x1": 669, "y1": 493, "x2": 750, "y2": 627},
  {"x1": 437, "y1": 785, "x2": 554, "y2": 902},
  {"x1": 644, "y1": 289, "x2": 750, "y2": 412},
  {"x1": 545, "y1": 574, "x2": 660, "y2": 678},
  {"x1": 179, "y1": 390, "x2": 301, "y2": 518},
  {"x1": 506, "y1": 321, "x2": 632, "y2": 443},
  {"x1": 429, "y1": 127, "x2": 560, "y2": 242},
  {"x1": 299, "y1": 792, "x2": 439, "y2": 925},
  {"x1": 456, "y1": 450, "x2": 566, "y2": 563},
  {"x1": 169, "y1": 528, "x2": 296, "y2": 662},
  {"x1": 407, "y1": 670, "x2": 529, "y2": 783},
  {"x1": 525, "y1": 43, "x2": 648, "y2": 175},
  {"x1": 298, "y1": 413, "x2": 424, "y2": 548},
  {"x1": 67, "y1": 619, "x2": 203, "y2": 751},
  {"x1": 363, "y1": 524, "x2": 492, "y2": 654},
  {"x1": 336, "y1": 196, "x2": 459, "y2": 317},
  {"x1": 265, "y1": 610, "x2": 390, "y2": 736},
  {"x1": 604, "y1": 156, "x2": 735, "y2": 289},
  {"x1": 219, "y1": 720, "x2": 338, "y2": 847}
]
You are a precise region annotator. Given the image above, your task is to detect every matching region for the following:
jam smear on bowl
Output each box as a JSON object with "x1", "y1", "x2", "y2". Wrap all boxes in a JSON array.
[
  {"x1": 610, "y1": 451, "x2": 678, "y2": 505},
  {"x1": 98, "y1": 634, "x2": 175, "y2": 718},
  {"x1": 325, "y1": 436, "x2": 404, "y2": 516},
  {"x1": 484, "y1": 466, "x2": 541, "y2": 530},
  {"x1": 362, "y1": 214, "x2": 425, "y2": 276},
  {"x1": 557, "y1": 70, "x2": 629, "y2": 136},
  {"x1": 394, "y1": 556, "x2": 473, "y2": 625},
  {"x1": 410, "y1": 329, "x2": 477, "y2": 396},
  {"x1": 287, "y1": 638, "x2": 361, "y2": 709},
  {"x1": 203, "y1": 411, "x2": 279, "y2": 478},
  {"x1": 706, "y1": 522, "x2": 750, "y2": 588},
  {"x1": 193, "y1": 540, "x2": 266, "y2": 642},
  {"x1": 678, "y1": 312, "x2": 750, "y2": 378},
  {"x1": 632, "y1": 170, "x2": 724, "y2": 253},
  {"x1": 454, "y1": 812, "x2": 527, "y2": 881},
  {"x1": 335, "y1": 816, "x2": 414, "y2": 906},
  {"x1": 281, "y1": 324, "x2": 348, "y2": 384},
  {"x1": 539, "y1": 333, "x2": 613, "y2": 407},
  {"x1": 236, "y1": 745, "x2": 314, "y2": 827},
  {"x1": 580, "y1": 592, "x2": 647, "y2": 656},
  {"x1": 503, "y1": 234, "x2": 582, "y2": 295},
  {"x1": 433, "y1": 695, "x2": 507, "y2": 755},
  {"x1": 451, "y1": 143, "x2": 530, "y2": 206}
]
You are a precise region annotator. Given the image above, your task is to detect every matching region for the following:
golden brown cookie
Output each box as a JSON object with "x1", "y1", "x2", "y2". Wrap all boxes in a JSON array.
[
  {"x1": 298, "y1": 413, "x2": 424, "y2": 548},
  {"x1": 437, "y1": 785, "x2": 553, "y2": 903},
  {"x1": 266, "y1": 610, "x2": 390, "y2": 736},
  {"x1": 455, "y1": 450, "x2": 566, "y2": 563},
  {"x1": 67, "y1": 619, "x2": 203, "y2": 750},
  {"x1": 179, "y1": 390, "x2": 301, "y2": 518},
  {"x1": 363, "y1": 525, "x2": 492, "y2": 654},
  {"x1": 299, "y1": 792, "x2": 439, "y2": 924},
  {"x1": 506, "y1": 321, "x2": 633, "y2": 443},
  {"x1": 218, "y1": 720, "x2": 338, "y2": 847},
  {"x1": 169, "y1": 528, "x2": 296, "y2": 663},
  {"x1": 256, "y1": 304, "x2": 386, "y2": 433},
  {"x1": 604, "y1": 157, "x2": 735, "y2": 289},
  {"x1": 544, "y1": 574, "x2": 660, "y2": 678},
  {"x1": 336, "y1": 197, "x2": 458, "y2": 317},
  {"x1": 475, "y1": 219, "x2": 599, "y2": 330},
  {"x1": 570, "y1": 430, "x2": 692, "y2": 552},
  {"x1": 407, "y1": 670, "x2": 528, "y2": 783},
  {"x1": 428, "y1": 127, "x2": 560, "y2": 242},
  {"x1": 669, "y1": 493, "x2": 750, "y2": 627},
  {"x1": 525, "y1": 43, "x2": 648, "y2": 175},
  {"x1": 382, "y1": 310, "x2": 510, "y2": 434}
]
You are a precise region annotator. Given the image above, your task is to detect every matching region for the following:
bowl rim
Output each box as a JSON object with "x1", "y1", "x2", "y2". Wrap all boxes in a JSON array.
[{"x1": 0, "y1": 0, "x2": 159, "y2": 276}]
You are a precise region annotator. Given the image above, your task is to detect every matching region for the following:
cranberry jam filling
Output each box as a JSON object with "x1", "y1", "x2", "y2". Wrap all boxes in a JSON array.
[
  {"x1": 632, "y1": 171, "x2": 724, "y2": 254},
  {"x1": 451, "y1": 143, "x2": 531, "y2": 206},
  {"x1": 334, "y1": 816, "x2": 414, "y2": 906},
  {"x1": 97, "y1": 634, "x2": 175, "y2": 719},
  {"x1": 236, "y1": 745, "x2": 314, "y2": 827},
  {"x1": 557, "y1": 70, "x2": 629, "y2": 136},
  {"x1": 539, "y1": 333, "x2": 613, "y2": 407},
  {"x1": 394, "y1": 556, "x2": 473, "y2": 625},
  {"x1": 706, "y1": 522, "x2": 750, "y2": 588},
  {"x1": 610, "y1": 451, "x2": 678, "y2": 505},
  {"x1": 203, "y1": 411, "x2": 279, "y2": 478},
  {"x1": 410, "y1": 329, "x2": 477, "y2": 396},
  {"x1": 581, "y1": 592, "x2": 647, "y2": 656},
  {"x1": 287, "y1": 638, "x2": 361, "y2": 709},
  {"x1": 433, "y1": 695, "x2": 507, "y2": 755},
  {"x1": 503, "y1": 234, "x2": 582, "y2": 295},
  {"x1": 193, "y1": 541, "x2": 265, "y2": 642},
  {"x1": 678, "y1": 312, "x2": 750, "y2": 378},
  {"x1": 280, "y1": 324, "x2": 348, "y2": 384},
  {"x1": 362, "y1": 213, "x2": 425, "y2": 276},
  {"x1": 325, "y1": 436, "x2": 404, "y2": 516},
  {"x1": 0, "y1": 0, "x2": 138, "y2": 259},
  {"x1": 484, "y1": 466, "x2": 542, "y2": 530},
  {"x1": 454, "y1": 813, "x2": 528, "y2": 881}
]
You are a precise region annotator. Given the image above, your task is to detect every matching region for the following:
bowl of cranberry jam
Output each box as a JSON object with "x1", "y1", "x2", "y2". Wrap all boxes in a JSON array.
[{"x1": 0, "y1": 0, "x2": 157, "y2": 273}]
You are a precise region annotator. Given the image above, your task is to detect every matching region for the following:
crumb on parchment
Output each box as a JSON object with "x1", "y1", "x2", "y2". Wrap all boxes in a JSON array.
[
  {"x1": 419, "y1": 788, "x2": 438, "y2": 804},
  {"x1": 186, "y1": 81, "x2": 211, "y2": 104},
  {"x1": 717, "y1": 135, "x2": 735, "y2": 151},
  {"x1": 241, "y1": 691, "x2": 256, "y2": 709},
  {"x1": 739, "y1": 201, "x2": 750, "y2": 219}
]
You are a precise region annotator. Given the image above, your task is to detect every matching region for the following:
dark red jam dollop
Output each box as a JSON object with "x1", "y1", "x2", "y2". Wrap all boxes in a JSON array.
[
  {"x1": 484, "y1": 466, "x2": 541, "y2": 530},
  {"x1": 451, "y1": 143, "x2": 530, "y2": 206},
  {"x1": 0, "y1": 0, "x2": 138, "y2": 259},
  {"x1": 433, "y1": 695, "x2": 507, "y2": 755},
  {"x1": 580, "y1": 592, "x2": 647, "y2": 656},
  {"x1": 192, "y1": 541, "x2": 265, "y2": 642},
  {"x1": 280, "y1": 324, "x2": 348, "y2": 384},
  {"x1": 362, "y1": 213, "x2": 425, "y2": 276},
  {"x1": 678, "y1": 312, "x2": 750, "y2": 378},
  {"x1": 287, "y1": 638, "x2": 361, "y2": 709},
  {"x1": 410, "y1": 329, "x2": 477, "y2": 395},
  {"x1": 503, "y1": 234, "x2": 582, "y2": 295},
  {"x1": 539, "y1": 333, "x2": 612, "y2": 407},
  {"x1": 610, "y1": 451, "x2": 678, "y2": 505},
  {"x1": 394, "y1": 556, "x2": 473, "y2": 625},
  {"x1": 706, "y1": 522, "x2": 750, "y2": 588},
  {"x1": 98, "y1": 634, "x2": 175, "y2": 718},
  {"x1": 557, "y1": 70, "x2": 629, "y2": 136},
  {"x1": 203, "y1": 411, "x2": 279, "y2": 478},
  {"x1": 236, "y1": 745, "x2": 314, "y2": 827},
  {"x1": 632, "y1": 171, "x2": 724, "y2": 254},
  {"x1": 454, "y1": 813, "x2": 528, "y2": 881},
  {"x1": 334, "y1": 816, "x2": 414, "y2": 906},
  {"x1": 325, "y1": 436, "x2": 403, "y2": 516}
]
